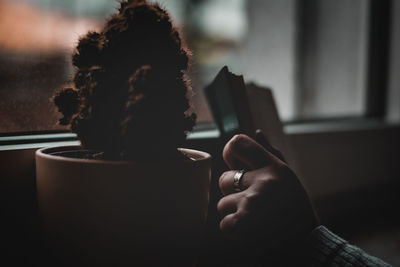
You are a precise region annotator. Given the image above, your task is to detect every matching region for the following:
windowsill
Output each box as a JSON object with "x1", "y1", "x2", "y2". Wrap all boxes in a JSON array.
[
  {"x1": 0, "y1": 140, "x2": 80, "y2": 152},
  {"x1": 284, "y1": 118, "x2": 400, "y2": 134},
  {"x1": 0, "y1": 118, "x2": 398, "y2": 151},
  {"x1": 0, "y1": 132, "x2": 78, "y2": 151},
  {"x1": 191, "y1": 118, "x2": 400, "y2": 138},
  {"x1": 0, "y1": 126, "x2": 220, "y2": 151}
]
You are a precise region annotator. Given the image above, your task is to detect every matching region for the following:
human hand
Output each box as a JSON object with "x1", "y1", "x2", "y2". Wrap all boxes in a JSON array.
[{"x1": 217, "y1": 132, "x2": 318, "y2": 252}]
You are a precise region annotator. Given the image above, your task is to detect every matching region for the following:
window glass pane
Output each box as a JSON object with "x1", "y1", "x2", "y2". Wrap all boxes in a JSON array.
[
  {"x1": 298, "y1": 0, "x2": 369, "y2": 119},
  {"x1": 0, "y1": 0, "x2": 373, "y2": 134}
]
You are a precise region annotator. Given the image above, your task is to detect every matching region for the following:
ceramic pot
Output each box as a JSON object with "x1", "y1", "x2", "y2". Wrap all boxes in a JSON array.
[{"x1": 36, "y1": 146, "x2": 212, "y2": 266}]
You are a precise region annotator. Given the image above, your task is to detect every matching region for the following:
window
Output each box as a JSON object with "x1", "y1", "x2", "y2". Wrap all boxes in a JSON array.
[
  {"x1": 180, "y1": 0, "x2": 392, "y2": 122},
  {"x1": 0, "y1": 0, "x2": 397, "y2": 135},
  {"x1": 297, "y1": 0, "x2": 370, "y2": 119},
  {"x1": 158, "y1": 0, "x2": 396, "y2": 122}
]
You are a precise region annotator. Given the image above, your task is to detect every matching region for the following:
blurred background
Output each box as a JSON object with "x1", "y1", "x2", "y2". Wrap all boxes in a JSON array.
[
  {"x1": 0, "y1": 0, "x2": 399, "y2": 265},
  {"x1": 1, "y1": 0, "x2": 398, "y2": 133}
]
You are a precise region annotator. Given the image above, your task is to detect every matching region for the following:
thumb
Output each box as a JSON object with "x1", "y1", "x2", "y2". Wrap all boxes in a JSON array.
[{"x1": 222, "y1": 134, "x2": 281, "y2": 170}]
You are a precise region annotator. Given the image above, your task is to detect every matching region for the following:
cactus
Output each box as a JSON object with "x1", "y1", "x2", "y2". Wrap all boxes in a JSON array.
[{"x1": 53, "y1": 0, "x2": 196, "y2": 160}]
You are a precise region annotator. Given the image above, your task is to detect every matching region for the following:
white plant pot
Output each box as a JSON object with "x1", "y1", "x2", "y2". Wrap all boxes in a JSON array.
[{"x1": 36, "y1": 146, "x2": 212, "y2": 266}]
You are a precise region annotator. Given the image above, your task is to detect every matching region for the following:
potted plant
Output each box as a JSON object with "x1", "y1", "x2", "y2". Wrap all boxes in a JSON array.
[{"x1": 35, "y1": 0, "x2": 212, "y2": 265}]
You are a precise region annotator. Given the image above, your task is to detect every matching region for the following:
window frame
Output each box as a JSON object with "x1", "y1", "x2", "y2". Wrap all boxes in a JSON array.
[
  {"x1": 365, "y1": 0, "x2": 392, "y2": 118},
  {"x1": 294, "y1": 0, "x2": 393, "y2": 121}
]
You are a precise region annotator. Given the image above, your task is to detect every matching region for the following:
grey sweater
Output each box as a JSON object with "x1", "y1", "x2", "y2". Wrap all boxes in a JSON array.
[{"x1": 303, "y1": 226, "x2": 392, "y2": 267}]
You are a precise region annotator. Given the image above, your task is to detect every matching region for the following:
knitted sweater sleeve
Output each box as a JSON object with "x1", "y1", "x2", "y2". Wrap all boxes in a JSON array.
[{"x1": 301, "y1": 226, "x2": 392, "y2": 267}]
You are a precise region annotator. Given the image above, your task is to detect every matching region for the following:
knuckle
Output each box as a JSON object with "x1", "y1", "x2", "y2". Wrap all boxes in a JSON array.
[
  {"x1": 241, "y1": 192, "x2": 259, "y2": 207},
  {"x1": 256, "y1": 176, "x2": 274, "y2": 188},
  {"x1": 254, "y1": 175, "x2": 280, "y2": 195}
]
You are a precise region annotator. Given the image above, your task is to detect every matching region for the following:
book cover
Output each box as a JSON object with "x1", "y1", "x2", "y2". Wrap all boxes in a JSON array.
[{"x1": 204, "y1": 66, "x2": 255, "y2": 140}]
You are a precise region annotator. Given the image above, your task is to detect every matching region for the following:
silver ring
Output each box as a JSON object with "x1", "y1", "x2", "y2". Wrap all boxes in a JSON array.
[{"x1": 233, "y1": 170, "x2": 246, "y2": 191}]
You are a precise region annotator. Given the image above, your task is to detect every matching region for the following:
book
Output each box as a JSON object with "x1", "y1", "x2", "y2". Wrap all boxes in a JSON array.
[
  {"x1": 204, "y1": 66, "x2": 294, "y2": 168},
  {"x1": 204, "y1": 66, "x2": 255, "y2": 140}
]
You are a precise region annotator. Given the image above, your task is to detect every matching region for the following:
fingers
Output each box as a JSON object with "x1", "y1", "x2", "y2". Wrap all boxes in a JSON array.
[
  {"x1": 217, "y1": 193, "x2": 239, "y2": 217},
  {"x1": 223, "y1": 134, "x2": 277, "y2": 170},
  {"x1": 219, "y1": 170, "x2": 252, "y2": 196},
  {"x1": 217, "y1": 188, "x2": 245, "y2": 238},
  {"x1": 219, "y1": 212, "x2": 243, "y2": 238},
  {"x1": 217, "y1": 167, "x2": 277, "y2": 240},
  {"x1": 217, "y1": 188, "x2": 243, "y2": 237},
  {"x1": 219, "y1": 166, "x2": 277, "y2": 196},
  {"x1": 219, "y1": 213, "x2": 237, "y2": 238}
]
